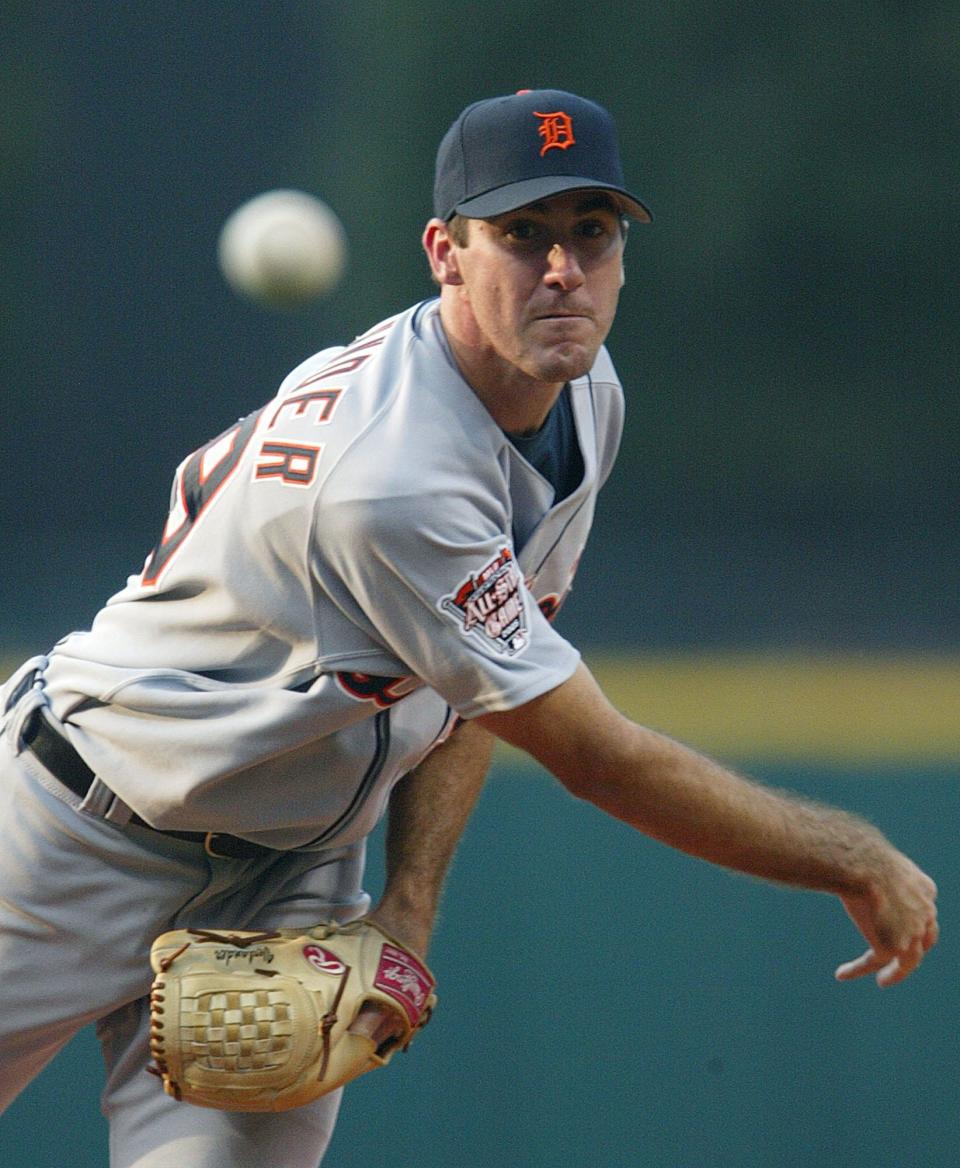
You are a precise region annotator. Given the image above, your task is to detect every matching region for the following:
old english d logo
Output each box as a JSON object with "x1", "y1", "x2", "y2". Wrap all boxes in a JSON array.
[{"x1": 534, "y1": 109, "x2": 575, "y2": 156}]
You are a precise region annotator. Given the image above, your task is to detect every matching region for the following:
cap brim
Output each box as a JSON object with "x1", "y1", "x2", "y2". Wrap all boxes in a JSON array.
[{"x1": 452, "y1": 175, "x2": 652, "y2": 222}]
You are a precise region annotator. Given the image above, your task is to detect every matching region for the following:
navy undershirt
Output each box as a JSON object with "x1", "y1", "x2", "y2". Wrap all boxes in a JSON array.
[{"x1": 505, "y1": 384, "x2": 583, "y2": 505}]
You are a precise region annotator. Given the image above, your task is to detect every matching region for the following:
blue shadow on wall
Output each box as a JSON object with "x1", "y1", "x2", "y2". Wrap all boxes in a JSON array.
[{"x1": 2, "y1": 762, "x2": 955, "y2": 1168}]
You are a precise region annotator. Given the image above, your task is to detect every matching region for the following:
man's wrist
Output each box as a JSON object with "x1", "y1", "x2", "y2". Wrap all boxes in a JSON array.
[{"x1": 366, "y1": 899, "x2": 436, "y2": 957}]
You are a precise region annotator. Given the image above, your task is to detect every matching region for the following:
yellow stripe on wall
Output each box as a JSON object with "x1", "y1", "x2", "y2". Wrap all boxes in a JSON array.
[
  {"x1": 580, "y1": 652, "x2": 960, "y2": 765},
  {"x1": 3, "y1": 652, "x2": 956, "y2": 767}
]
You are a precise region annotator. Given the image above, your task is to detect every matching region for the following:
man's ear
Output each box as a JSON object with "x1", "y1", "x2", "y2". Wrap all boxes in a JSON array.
[{"x1": 422, "y1": 219, "x2": 464, "y2": 286}]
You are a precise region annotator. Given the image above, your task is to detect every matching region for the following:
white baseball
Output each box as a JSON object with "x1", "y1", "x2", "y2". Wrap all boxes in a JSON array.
[{"x1": 217, "y1": 189, "x2": 348, "y2": 307}]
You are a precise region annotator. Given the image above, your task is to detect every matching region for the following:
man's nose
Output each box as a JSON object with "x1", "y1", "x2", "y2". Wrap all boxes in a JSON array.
[{"x1": 543, "y1": 242, "x2": 585, "y2": 290}]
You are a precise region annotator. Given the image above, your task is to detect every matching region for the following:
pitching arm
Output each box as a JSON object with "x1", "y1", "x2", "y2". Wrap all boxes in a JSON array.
[{"x1": 476, "y1": 661, "x2": 938, "y2": 986}]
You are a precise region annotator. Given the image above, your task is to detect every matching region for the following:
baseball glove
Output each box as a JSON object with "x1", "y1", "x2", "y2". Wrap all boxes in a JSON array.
[{"x1": 147, "y1": 918, "x2": 436, "y2": 1112}]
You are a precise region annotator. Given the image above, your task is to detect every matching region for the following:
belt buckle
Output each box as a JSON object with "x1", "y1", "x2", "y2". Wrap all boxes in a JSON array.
[{"x1": 204, "y1": 831, "x2": 263, "y2": 860}]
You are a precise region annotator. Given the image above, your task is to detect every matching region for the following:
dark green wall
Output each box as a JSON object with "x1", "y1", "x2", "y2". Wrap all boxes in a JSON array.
[
  {"x1": 2, "y1": 4, "x2": 958, "y2": 652},
  {"x1": 3, "y1": 762, "x2": 955, "y2": 1167}
]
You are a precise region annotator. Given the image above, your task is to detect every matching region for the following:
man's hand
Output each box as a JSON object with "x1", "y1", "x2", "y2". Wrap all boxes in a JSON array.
[
  {"x1": 348, "y1": 999, "x2": 409, "y2": 1047},
  {"x1": 836, "y1": 859, "x2": 939, "y2": 986}
]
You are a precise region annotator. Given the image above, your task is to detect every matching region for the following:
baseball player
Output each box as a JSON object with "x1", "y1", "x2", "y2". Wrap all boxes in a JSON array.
[{"x1": 0, "y1": 89, "x2": 937, "y2": 1167}]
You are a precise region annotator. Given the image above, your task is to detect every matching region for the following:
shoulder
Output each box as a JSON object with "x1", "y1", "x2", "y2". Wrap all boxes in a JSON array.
[
  {"x1": 262, "y1": 300, "x2": 504, "y2": 476},
  {"x1": 323, "y1": 433, "x2": 509, "y2": 535},
  {"x1": 273, "y1": 305, "x2": 418, "y2": 401},
  {"x1": 310, "y1": 302, "x2": 509, "y2": 501}
]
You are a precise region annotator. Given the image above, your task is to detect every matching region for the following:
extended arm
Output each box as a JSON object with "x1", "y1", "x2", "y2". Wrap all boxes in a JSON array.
[
  {"x1": 477, "y1": 662, "x2": 938, "y2": 986},
  {"x1": 366, "y1": 719, "x2": 494, "y2": 957}
]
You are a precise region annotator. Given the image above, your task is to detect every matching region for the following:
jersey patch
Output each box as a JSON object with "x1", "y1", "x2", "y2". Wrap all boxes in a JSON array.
[{"x1": 439, "y1": 548, "x2": 529, "y2": 656}]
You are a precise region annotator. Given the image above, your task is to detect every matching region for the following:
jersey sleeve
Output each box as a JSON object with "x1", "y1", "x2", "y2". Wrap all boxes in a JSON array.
[{"x1": 311, "y1": 488, "x2": 580, "y2": 718}]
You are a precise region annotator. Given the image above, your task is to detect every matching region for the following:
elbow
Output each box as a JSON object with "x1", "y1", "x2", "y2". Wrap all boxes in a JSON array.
[{"x1": 556, "y1": 763, "x2": 600, "y2": 804}]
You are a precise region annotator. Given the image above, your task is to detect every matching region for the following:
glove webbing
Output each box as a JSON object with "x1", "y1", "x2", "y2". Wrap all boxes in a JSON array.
[{"x1": 149, "y1": 927, "x2": 354, "y2": 1092}]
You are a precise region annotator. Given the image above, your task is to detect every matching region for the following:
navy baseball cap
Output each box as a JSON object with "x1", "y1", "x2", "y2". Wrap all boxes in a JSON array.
[{"x1": 433, "y1": 88, "x2": 652, "y2": 223}]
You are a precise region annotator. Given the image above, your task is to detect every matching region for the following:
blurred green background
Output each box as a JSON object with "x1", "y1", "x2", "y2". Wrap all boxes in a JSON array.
[
  {"x1": 1, "y1": 3, "x2": 957, "y2": 1165},
  {"x1": 3, "y1": 1, "x2": 957, "y2": 652}
]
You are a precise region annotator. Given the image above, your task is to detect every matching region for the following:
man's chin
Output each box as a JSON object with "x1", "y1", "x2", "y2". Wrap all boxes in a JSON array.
[{"x1": 530, "y1": 343, "x2": 597, "y2": 385}]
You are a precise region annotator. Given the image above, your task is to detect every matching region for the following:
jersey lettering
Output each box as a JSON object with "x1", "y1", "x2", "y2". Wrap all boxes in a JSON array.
[
  {"x1": 267, "y1": 389, "x2": 341, "y2": 430},
  {"x1": 298, "y1": 353, "x2": 372, "y2": 383},
  {"x1": 142, "y1": 409, "x2": 263, "y2": 585},
  {"x1": 294, "y1": 319, "x2": 396, "y2": 390},
  {"x1": 254, "y1": 442, "x2": 322, "y2": 487}
]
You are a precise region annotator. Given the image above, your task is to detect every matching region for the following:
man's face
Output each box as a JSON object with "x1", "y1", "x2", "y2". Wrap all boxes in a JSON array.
[{"x1": 446, "y1": 190, "x2": 627, "y2": 393}]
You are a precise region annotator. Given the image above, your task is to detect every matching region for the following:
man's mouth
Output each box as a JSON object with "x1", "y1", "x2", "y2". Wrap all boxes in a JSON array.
[{"x1": 534, "y1": 311, "x2": 590, "y2": 322}]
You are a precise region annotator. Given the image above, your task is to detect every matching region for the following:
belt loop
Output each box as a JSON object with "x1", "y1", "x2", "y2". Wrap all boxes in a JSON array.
[
  {"x1": 2, "y1": 655, "x2": 49, "y2": 746},
  {"x1": 6, "y1": 689, "x2": 49, "y2": 757},
  {"x1": 79, "y1": 777, "x2": 134, "y2": 826},
  {"x1": 1, "y1": 654, "x2": 49, "y2": 715}
]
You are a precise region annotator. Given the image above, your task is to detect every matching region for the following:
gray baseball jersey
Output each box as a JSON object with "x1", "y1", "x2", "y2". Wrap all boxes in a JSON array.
[{"x1": 41, "y1": 298, "x2": 625, "y2": 850}]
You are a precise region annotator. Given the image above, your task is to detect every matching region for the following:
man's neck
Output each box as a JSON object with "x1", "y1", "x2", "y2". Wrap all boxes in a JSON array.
[{"x1": 438, "y1": 308, "x2": 564, "y2": 434}]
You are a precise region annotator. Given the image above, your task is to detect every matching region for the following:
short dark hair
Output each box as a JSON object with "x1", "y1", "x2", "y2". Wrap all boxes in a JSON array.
[{"x1": 446, "y1": 214, "x2": 471, "y2": 247}]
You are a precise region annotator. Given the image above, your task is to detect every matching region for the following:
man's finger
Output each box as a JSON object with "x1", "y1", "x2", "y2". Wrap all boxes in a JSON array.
[
  {"x1": 348, "y1": 1001, "x2": 407, "y2": 1049},
  {"x1": 875, "y1": 957, "x2": 906, "y2": 988},
  {"x1": 835, "y1": 947, "x2": 883, "y2": 981},
  {"x1": 836, "y1": 938, "x2": 927, "y2": 986},
  {"x1": 875, "y1": 938, "x2": 924, "y2": 988}
]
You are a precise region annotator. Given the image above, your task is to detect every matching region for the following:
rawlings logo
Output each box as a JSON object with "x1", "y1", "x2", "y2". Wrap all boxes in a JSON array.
[
  {"x1": 374, "y1": 944, "x2": 434, "y2": 1026},
  {"x1": 439, "y1": 548, "x2": 528, "y2": 656},
  {"x1": 303, "y1": 945, "x2": 347, "y2": 975},
  {"x1": 534, "y1": 109, "x2": 575, "y2": 156}
]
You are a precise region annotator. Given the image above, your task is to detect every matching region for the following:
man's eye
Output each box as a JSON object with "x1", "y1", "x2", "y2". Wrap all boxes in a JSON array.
[
  {"x1": 577, "y1": 220, "x2": 608, "y2": 239},
  {"x1": 506, "y1": 221, "x2": 539, "y2": 241}
]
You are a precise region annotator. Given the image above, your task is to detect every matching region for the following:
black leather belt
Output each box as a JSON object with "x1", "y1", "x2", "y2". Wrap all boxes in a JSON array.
[{"x1": 22, "y1": 708, "x2": 274, "y2": 860}]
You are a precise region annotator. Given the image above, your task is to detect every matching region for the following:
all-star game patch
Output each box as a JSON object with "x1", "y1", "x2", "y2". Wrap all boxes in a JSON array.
[{"x1": 439, "y1": 547, "x2": 528, "y2": 656}]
